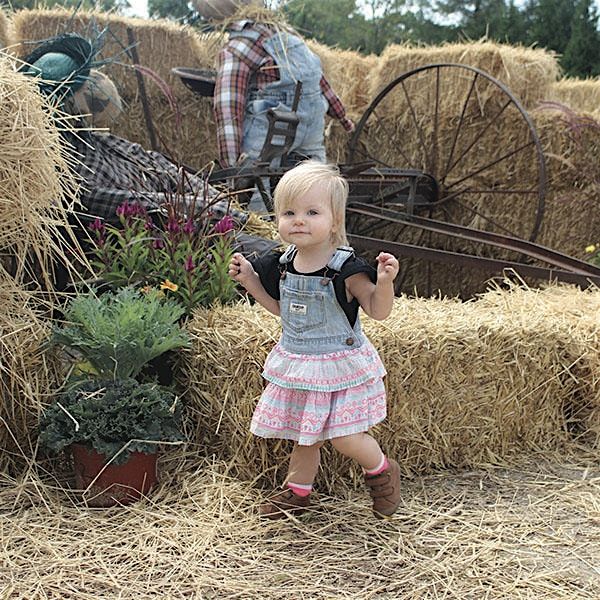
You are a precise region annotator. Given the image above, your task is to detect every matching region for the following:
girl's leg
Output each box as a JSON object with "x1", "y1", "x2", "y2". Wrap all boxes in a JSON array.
[
  {"x1": 330, "y1": 433, "x2": 401, "y2": 518},
  {"x1": 329, "y1": 432, "x2": 383, "y2": 471},
  {"x1": 260, "y1": 441, "x2": 323, "y2": 520},
  {"x1": 286, "y1": 441, "x2": 323, "y2": 487}
]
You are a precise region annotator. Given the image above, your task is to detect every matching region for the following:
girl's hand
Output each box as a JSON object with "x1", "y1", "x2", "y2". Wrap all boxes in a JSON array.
[
  {"x1": 228, "y1": 252, "x2": 255, "y2": 286},
  {"x1": 376, "y1": 252, "x2": 399, "y2": 283}
]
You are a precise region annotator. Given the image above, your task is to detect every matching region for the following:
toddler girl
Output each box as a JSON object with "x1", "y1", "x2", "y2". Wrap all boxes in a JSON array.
[{"x1": 229, "y1": 160, "x2": 400, "y2": 519}]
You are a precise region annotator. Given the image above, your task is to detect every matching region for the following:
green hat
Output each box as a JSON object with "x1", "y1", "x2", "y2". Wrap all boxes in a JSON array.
[{"x1": 20, "y1": 33, "x2": 95, "y2": 100}]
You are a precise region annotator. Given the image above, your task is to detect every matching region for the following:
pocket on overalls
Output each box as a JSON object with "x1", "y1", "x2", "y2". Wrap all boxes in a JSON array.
[{"x1": 281, "y1": 290, "x2": 325, "y2": 334}]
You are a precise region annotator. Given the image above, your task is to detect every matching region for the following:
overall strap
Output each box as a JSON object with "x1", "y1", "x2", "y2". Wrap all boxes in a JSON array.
[
  {"x1": 279, "y1": 244, "x2": 297, "y2": 265},
  {"x1": 326, "y1": 246, "x2": 355, "y2": 273}
]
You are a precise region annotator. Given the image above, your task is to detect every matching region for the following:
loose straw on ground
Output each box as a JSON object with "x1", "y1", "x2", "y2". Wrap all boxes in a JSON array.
[{"x1": 1, "y1": 448, "x2": 599, "y2": 598}]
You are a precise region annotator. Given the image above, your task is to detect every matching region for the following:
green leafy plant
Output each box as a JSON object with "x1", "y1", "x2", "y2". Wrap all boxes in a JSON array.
[
  {"x1": 40, "y1": 286, "x2": 190, "y2": 462},
  {"x1": 88, "y1": 199, "x2": 238, "y2": 314},
  {"x1": 52, "y1": 286, "x2": 190, "y2": 380},
  {"x1": 39, "y1": 378, "x2": 183, "y2": 464}
]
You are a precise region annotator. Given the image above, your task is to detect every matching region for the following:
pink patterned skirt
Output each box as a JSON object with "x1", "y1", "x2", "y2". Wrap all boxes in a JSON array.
[{"x1": 250, "y1": 339, "x2": 387, "y2": 445}]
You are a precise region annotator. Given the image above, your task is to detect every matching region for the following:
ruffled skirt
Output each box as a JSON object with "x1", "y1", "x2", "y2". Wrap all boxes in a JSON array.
[{"x1": 251, "y1": 339, "x2": 387, "y2": 445}]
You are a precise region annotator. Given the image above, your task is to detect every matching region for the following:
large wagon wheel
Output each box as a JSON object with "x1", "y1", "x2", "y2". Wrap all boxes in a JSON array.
[{"x1": 346, "y1": 63, "x2": 547, "y2": 295}]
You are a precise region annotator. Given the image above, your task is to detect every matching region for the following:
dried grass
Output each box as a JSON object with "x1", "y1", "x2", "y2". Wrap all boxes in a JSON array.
[
  {"x1": 0, "y1": 7, "x2": 14, "y2": 49},
  {"x1": 0, "y1": 53, "x2": 82, "y2": 291},
  {"x1": 532, "y1": 106, "x2": 600, "y2": 259},
  {"x1": 0, "y1": 280, "x2": 62, "y2": 476},
  {"x1": 182, "y1": 283, "x2": 600, "y2": 493},
  {"x1": 13, "y1": 8, "x2": 207, "y2": 101},
  {"x1": 371, "y1": 41, "x2": 560, "y2": 110},
  {"x1": 548, "y1": 78, "x2": 600, "y2": 115},
  {"x1": 1, "y1": 448, "x2": 599, "y2": 598}
]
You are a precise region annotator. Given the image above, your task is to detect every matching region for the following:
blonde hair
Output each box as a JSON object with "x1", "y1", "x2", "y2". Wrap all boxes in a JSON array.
[{"x1": 273, "y1": 160, "x2": 349, "y2": 248}]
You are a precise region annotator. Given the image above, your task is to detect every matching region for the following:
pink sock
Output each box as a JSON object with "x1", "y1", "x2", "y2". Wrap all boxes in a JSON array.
[
  {"x1": 286, "y1": 482, "x2": 312, "y2": 497},
  {"x1": 364, "y1": 455, "x2": 389, "y2": 476}
]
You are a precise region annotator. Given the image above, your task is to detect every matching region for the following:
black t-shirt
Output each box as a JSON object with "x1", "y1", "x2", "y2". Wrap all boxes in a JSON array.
[{"x1": 251, "y1": 251, "x2": 377, "y2": 327}]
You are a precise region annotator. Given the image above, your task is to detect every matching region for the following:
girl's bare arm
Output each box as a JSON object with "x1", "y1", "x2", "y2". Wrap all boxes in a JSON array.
[
  {"x1": 229, "y1": 253, "x2": 281, "y2": 316},
  {"x1": 345, "y1": 253, "x2": 399, "y2": 321}
]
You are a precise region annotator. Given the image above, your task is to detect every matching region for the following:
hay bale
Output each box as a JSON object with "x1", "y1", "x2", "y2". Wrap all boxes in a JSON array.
[
  {"x1": 0, "y1": 281, "x2": 61, "y2": 474},
  {"x1": 0, "y1": 54, "x2": 80, "y2": 288},
  {"x1": 371, "y1": 41, "x2": 560, "y2": 109},
  {"x1": 182, "y1": 284, "x2": 600, "y2": 493},
  {"x1": 532, "y1": 107, "x2": 600, "y2": 259},
  {"x1": 306, "y1": 39, "x2": 376, "y2": 117},
  {"x1": 12, "y1": 8, "x2": 213, "y2": 101},
  {"x1": 548, "y1": 78, "x2": 600, "y2": 115},
  {"x1": 0, "y1": 7, "x2": 14, "y2": 50}
]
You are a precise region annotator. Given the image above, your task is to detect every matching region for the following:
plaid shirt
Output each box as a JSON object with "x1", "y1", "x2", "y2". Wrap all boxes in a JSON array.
[
  {"x1": 214, "y1": 20, "x2": 354, "y2": 168},
  {"x1": 63, "y1": 131, "x2": 244, "y2": 224}
]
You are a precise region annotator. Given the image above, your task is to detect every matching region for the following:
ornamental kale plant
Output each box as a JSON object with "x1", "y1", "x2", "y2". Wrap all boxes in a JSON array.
[
  {"x1": 39, "y1": 378, "x2": 184, "y2": 464},
  {"x1": 88, "y1": 198, "x2": 238, "y2": 314},
  {"x1": 52, "y1": 286, "x2": 190, "y2": 380}
]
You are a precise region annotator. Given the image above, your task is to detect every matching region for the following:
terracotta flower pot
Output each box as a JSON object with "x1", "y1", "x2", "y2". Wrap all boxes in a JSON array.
[{"x1": 71, "y1": 443, "x2": 158, "y2": 507}]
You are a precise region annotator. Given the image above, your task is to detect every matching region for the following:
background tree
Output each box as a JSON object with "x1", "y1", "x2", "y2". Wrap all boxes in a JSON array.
[
  {"x1": 562, "y1": 0, "x2": 600, "y2": 77},
  {"x1": 147, "y1": 0, "x2": 195, "y2": 23}
]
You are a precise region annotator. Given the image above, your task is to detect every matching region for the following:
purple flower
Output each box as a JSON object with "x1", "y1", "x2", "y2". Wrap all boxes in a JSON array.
[
  {"x1": 184, "y1": 255, "x2": 195, "y2": 272},
  {"x1": 88, "y1": 217, "x2": 105, "y2": 233},
  {"x1": 152, "y1": 238, "x2": 165, "y2": 250},
  {"x1": 144, "y1": 218, "x2": 155, "y2": 231},
  {"x1": 183, "y1": 219, "x2": 196, "y2": 235},
  {"x1": 116, "y1": 201, "x2": 129, "y2": 218},
  {"x1": 166, "y1": 218, "x2": 180, "y2": 234},
  {"x1": 213, "y1": 215, "x2": 234, "y2": 234}
]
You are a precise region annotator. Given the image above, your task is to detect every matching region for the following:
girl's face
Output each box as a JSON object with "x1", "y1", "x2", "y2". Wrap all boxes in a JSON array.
[{"x1": 277, "y1": 181, "x2": 337, "y2": 251}]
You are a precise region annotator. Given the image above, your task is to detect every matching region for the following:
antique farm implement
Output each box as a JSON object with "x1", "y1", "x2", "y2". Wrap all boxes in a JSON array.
[{"x1": 174, "y1": 63, "x2": 600, "y2": 292}]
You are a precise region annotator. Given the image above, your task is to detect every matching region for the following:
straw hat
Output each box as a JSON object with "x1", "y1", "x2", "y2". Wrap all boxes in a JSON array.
[
  {"x1": 192, "y1": 0, "x2": 262, "y2": 20},
  {"x1": 69, "y1": 69, "x2": 123, "y2": 129}
]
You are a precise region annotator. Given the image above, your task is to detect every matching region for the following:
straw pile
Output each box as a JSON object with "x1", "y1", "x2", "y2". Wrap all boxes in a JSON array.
[
  {"x1": 0, "y1": 280, "x2": 61, "y2": 475},
  {"x1": 532, "y1": 106, "x2": 600, "y2": 259},
  {"x1": 0, "y1": 53, "x2": 80, "y2": 290},
  {"x1": 13, "y1": 8, "x2": 221, "y2": 167},
  {"x1": 0, "y1": 7, "x2": 13, "y2": 49},
  {"x1": 370, "y1": 41, "x2": 560, "y2": 109},
  {"x1": 182, "y1": 283, "x2": 600, "y2": 493},
  {"x1": 548, "y1": 78, "x2": 600, "y2": 115},
  {"x1": 2, "y1": 450, "x2": 599, "y2": 598}
]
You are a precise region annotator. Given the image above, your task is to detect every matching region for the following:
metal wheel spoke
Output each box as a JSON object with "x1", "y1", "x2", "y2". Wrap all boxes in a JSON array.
[
  {"x1": 370, "y1": 107, "x2": 418, "y2": 169},
  {"x1": 446, "y1": 140, "x2": 535, "y2": 189},
  {"x1": 443, "y1": 99, "x2": 512, "y2": 181},
  {"x1": 451, "y1": 196, "x2": 518, "y2": 237},
  {"x1": 401, "y1": 79, "x2": 431, "y2": 172},
  {"x1": 352, "y1": 145, "x2": 397, "y2": 170},
  {"x1": 443, "y1": 72, "x2": 479, "y2": 178},
  {"x1": 432, "y1": 66, "x2": 440, "y2": 177}
]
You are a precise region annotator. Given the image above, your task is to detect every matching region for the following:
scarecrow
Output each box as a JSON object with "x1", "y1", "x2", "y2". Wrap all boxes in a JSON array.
[
  {"x1": 195, "y1": 0, "x2": 355, "y2": 171},
  {"x1": 20, "y1": 31, "x2": 278, "y2": 257}
]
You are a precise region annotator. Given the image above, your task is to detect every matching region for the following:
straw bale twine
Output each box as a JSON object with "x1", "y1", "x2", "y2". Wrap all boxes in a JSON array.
[
  {"x1": 548, "y1": 78, "x2": 600, "y2": 115},
  {"x1": 182, "y1": 284, "x2": 600, "y2": 493},
  {"x1": 371, "y1": 41, "x2": 560, "y2": 110},
  {"x1": 0, "y1": 54, "x2": 80, "y2": 288},
  {"x1": 0, "y1": 280, "x2": 61, "y2": 474}
]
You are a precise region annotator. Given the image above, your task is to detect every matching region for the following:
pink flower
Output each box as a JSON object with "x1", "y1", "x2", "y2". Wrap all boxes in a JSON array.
[
  {"x1": 184, "y1": 255, "x2": 195, "y2": 272},
  {"x1": 213, "y1": 215, "x2": 234, "y2": 234},
  {"x1": 183, "y1": 219, "x2": 196, "y2": 235},
  {"x1": 166, "y1": 218, "x2": 180, "y2": 234}
]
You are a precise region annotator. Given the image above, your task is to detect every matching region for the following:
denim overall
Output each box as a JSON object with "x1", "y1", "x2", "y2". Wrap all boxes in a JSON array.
[
  {"x1": 231, "y1": 27, "x2": 328, "y2": 164},
  {"x1": 278, "y1": 245, "x2": 366, "y2": 355}
]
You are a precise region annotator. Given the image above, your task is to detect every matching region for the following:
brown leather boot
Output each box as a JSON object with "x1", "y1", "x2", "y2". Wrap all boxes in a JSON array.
[
  {"x1": 259, "y1": 488, "x2": 311, "y2": 520},
  {"x1": 364, "y1": 458, "x2": 401, "y2": 518}
]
